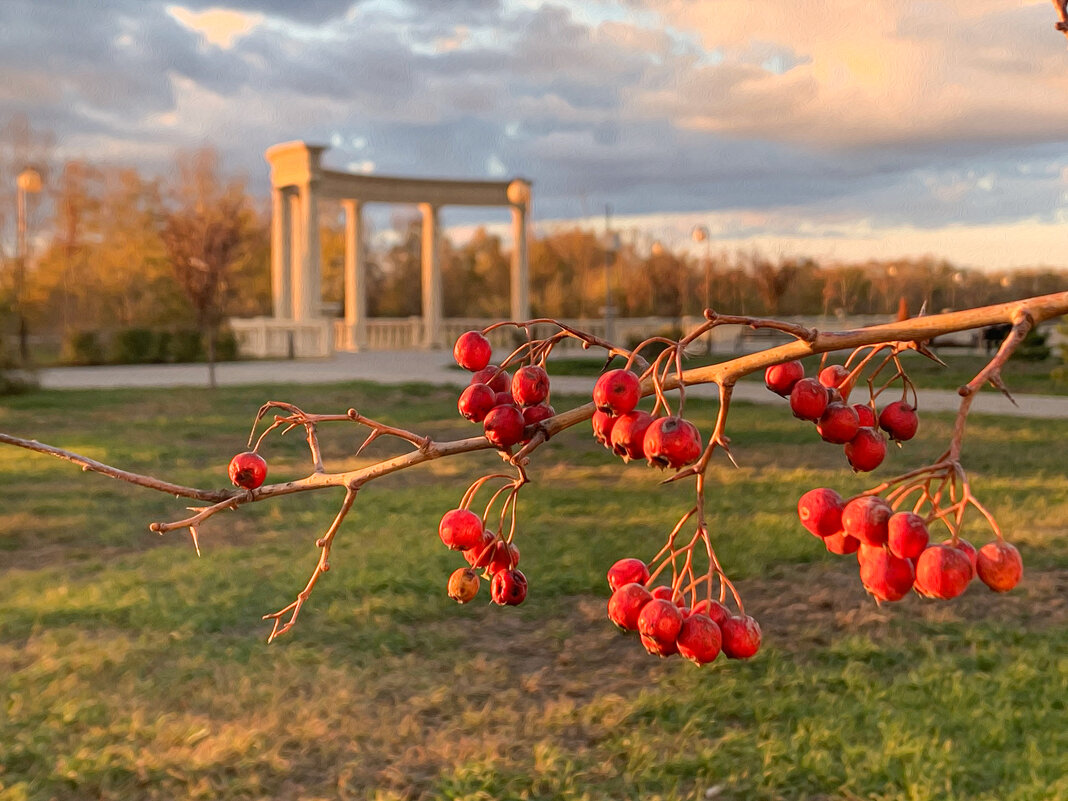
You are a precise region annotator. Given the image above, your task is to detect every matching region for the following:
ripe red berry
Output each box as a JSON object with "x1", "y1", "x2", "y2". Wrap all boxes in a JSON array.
[
  {"x1": 649, "y1": 585, "x2": 677, "y2": 603},
  {"x1": 887, "y1": 512, "x2": 929, "y2": 560},
  {"x1": 858, "y1": 544, "x2": 915, "y2": 602},
  {"x1": 512, "y1": 365, "x2": 550, "y2": 406},
  {"x1": 458, "y1": 383, "x2": 496, "y2": 422},
  {"x1": 941, "y1": 537, "x2": 978, "y2": 577},
  {"x1": 690, "y1": 599, "x2": 731, "y2": 627},
  {"x1": 483, "y1": 404, "x2": 526, "y2": 449},
  {"x1": 879, "y1": 400, "x2": 919, "y2": 442},
  {"x1": 607, "y1": 582, "x2": 653, "y2": 631},
  {"x1": 439, "y1": 508, "x2": 485, "y2": 551},
  {"x1": 841, "y1": 495, "x2": 892, "y2": 546},
  {"x1": 591, "y1": 410, "x2": 617, "y2": 448},
  {"x1": 676, "y1": 614, "x2": 723, "y2": 665},
  {"x1": 853, "y1": 403, "x2": 877, "y2": 428},
  {"x1": 493, "y1": 391, "x2": 518, "y2": 408},
  {"x1": 609, "y1": 410, "x2": 655, "y2": 462},
  {"x1": 487, "y1": 541, "x2": 520, "y2": 574},
  {"x1": 462, "y1": 528, "x2": 497, "y2": 567},
  {"x1": 490, "y1": 568, "x2": 528, "y2": 605},
  {"x1": 447, "y1": 567, "x2": 481, "y2": 603},
  {"x1": 824, "y1": 530, "x2": 861, "y2": 555},
  {"x1": 789, "y1": 377, "x2": 829, "y2": 421},
  {"x1": 765, "y1": 361, "x2": 804, "y2": 396},
  {"x1": 607, "y1": 557, "x2": 650, "y2": 591},
  {"x1": 470, "y1": 364, "x2": 511, "y2": 394},
  {"x1": 720, "y1": 614, "x2": 762, "y2": 659},
  {"x1": 453, "y1": 330, "x2": 492, "y2": 372},
  {"x1": 844, "y1": 427, "x2": 887, "y2": 472},
  {"x1": 593, "y1": 369, "x2": 641, "y2": 415},
  {"x1": 817, "y1": 402, "x2": 861, "y2": 444},
  {"x1": 643, "y1": 416, "x2": 703, "y2": 469},
  {"x1": 915, "y1": 544, "x2": 973, "y2": 599},
  {"x1": 228, "y1": 451, "x2": 267, "y2": 489},
  {"x1": 521, "y1": 403, "x2": 555, "y2": 427},
  {"x1": 975, "y1": 541, "x2": 1023, "y2": 592},
  {"x1": 797, "y1": 487, "x2": 845, "y2": 538},
  {"x1": 818, "y1": 364, "x2": 851, "y2": 390},
  {"x1": 637, "y1": 598, "x2": 684, "y2": 656}
]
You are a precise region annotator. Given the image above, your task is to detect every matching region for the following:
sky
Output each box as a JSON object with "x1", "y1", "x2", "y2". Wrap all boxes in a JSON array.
[{"x1": 2, "y1": 0, "x2": 1068, "y2": 269}]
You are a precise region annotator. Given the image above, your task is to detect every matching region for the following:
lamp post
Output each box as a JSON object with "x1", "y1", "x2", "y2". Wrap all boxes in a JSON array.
[
  {"x1": 602, "y1": 205, "x2": 620, "y2": 344},
  {"x1": 15, "y1": 167, "x2": 42, "y2": 364}
]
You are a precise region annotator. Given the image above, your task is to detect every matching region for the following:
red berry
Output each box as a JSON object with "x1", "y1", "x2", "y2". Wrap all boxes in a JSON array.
[
  {"x1": 817, "y1": 402, "x2": 861, "y2": 444},
  {"x1": 941, "y1": 537, "x2": 978, "y2": 577},
  {"x1": 797, "y1": 487, "x2": 845, "y2": 538},
  {"x1": 643, "y1": 416, "x2": 703, "y2": 469},
  {"x1": 493, "y1": 391, "x2": 518, "y2": 408},
  {"x1": 470, "y1": 364, "x2": 511, "y2": 394},
  {"x1": 853, "y1": 403, "x2": 877, "y2": 428},
  {"x1": 637, "y1": 598, "x2": 684, "y2": 656},
  {"x1": 887, "y1": 512, "x2": 929, "y2": 560},
  {"x1": 841, "y1": 495, "x2": 892, "y2": 546},
  {"x1": 879, "y1": 401, "x2": 919, "y2": 442},
  {"x1": 512, "y1": 365, "x2": 550, "y2": 406},
  {"x1": 765, "y1": 361, "x2": 804, "y2": 396},
  {"x1": 439, "y1": 508, "x2": 484, "y2": 551},
  {"x1": 720, "y1": 614, "x2": 762, "y2": 659},
  {"x1": 789, "y1": 377, "x2": 829, "y2": 421},
  {"x1": 858, "y1": 544, "x2": 915, "y2": 602},
  {"x1": 453, "y1": 331, "x2": 492, "y2": 371},
  {"x1": 824, "y1": 530, "x2": 861, "y2": 555},
  {"x1": 463, "y1": 529, "x2": 497, "y2": 567},
  {"x1": 676, "y1": 614, "x2": 722, "y2": 665},
  {"x1": 228, "y1": 451, "x2": 267, "y2": 489},
  {"x1": 447, "y1": 567, "x2": 481, "y2": 603},
  {"x1": 490, "y1": 568, "x2": 528, "y2": 605},
  {"x1": 483, "y1": 404, "x2": 526, "y2": 449},
  {"x1": 690, "y1": 599, "x2": 731, "y2": 627},
  {"x1": 976, "y1": 541, "x2": 1023, "y2": 592},
  {"x1": 609, "y1": 410, "x2": 655, "y2": 462},
  {"x1": 649, "y1": 585, "x2": 676, "y2": 603},
  {"x1": 458, "y1": 383, "x2": 496, "y2": 422},
  {"x1": 915, "y1": 545, "x2": 973, "y2": 599},
  {"x1": 819, "y1": 364, "x2": 851, "y2": 390},
  {"x1": 844, "y1": 427, "x2": 887, "y2": 472},
  {"x1": 591, "y1": 410, "x2": 617, "y2": 448},
  {"x1": 487, "y1": 541, "x2": 520, "y2": 574},
  {"x1": 607, "y1": 557, "x2": 650, "y2": 591},
  {"x1": 607, "y1": 582, "x2": 653, "y2": 630},
  {"x1": 593, "y1": 369, "x2": 641, "y2": 415}
]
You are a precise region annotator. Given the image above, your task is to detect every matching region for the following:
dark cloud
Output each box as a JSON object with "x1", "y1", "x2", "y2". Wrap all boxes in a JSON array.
[{"x1": 176, "y1": 0, "x2": 360, "y2": 23}]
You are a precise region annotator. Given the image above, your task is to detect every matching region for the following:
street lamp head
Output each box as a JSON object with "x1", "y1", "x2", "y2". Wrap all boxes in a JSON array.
[
  {"x1": 17, "y1": 168, "x2": 42, "y2": 194},
  {"x1": 691, "y1": 225, "x2": 709, "y2": 243}
]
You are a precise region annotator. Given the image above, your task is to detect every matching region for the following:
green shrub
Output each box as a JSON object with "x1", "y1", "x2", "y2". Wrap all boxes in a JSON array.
[
  {"x1": 62, "y1": 331, "x2": 106, "y2": 365},
  {"x1": 1018, "y1": 326, "x2": 1051, "y2": 362},
  {"x1": 215, "y1": 329, "x2": 239, "y2": 362},
  {"x1": 111, "y1": 328, "x2": 160, "y2": 364},
  {"x1": 169, "y1": 329, "x2": 203, "y2": 363}
]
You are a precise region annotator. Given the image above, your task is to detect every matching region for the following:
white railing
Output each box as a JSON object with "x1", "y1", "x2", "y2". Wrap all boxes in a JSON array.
[{"x1": 230, "y1": 318, "x2": 332, "y2": 358}]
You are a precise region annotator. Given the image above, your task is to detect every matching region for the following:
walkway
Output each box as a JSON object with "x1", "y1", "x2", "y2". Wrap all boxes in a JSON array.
[{"x1": 36, "y1": 351, "x2": 1068, "y2": 419}]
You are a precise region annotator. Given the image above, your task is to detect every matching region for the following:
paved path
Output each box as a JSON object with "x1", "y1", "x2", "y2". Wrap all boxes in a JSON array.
[{"x1": 36, "y1": 351, "x2": 1068, "y2": 419}]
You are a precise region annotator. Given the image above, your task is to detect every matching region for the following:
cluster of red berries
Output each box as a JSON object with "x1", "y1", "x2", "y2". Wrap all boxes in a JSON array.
[
  {"x1": 454, "y1": 331, "x2": 555, "y2": 449},
  {"x1": 605, "y1": 558, "x2": 761, "y2": 664},
  {"x1": 765, "y1": 361, "x2": 919, "y2": 472},
  {"x1": 798, "y1": 487, "x2": 1023, "y2": 600},
  {"x1": 590, "y1": 369, "x2": 703, "y2": 469},
  {"x1": 439, "y1": 507, "x2": 527, "y2": 606}
]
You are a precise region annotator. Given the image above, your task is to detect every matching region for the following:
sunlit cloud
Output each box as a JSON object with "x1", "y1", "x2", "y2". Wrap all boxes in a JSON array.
[{"x1": 166, "y1": 5, "x2": 264, "y2": 49}]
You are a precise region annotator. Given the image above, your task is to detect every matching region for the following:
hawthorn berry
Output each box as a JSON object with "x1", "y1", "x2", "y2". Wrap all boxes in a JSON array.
[
  {"x1": 915, "y1": 544, "x2": 973, "y2": 599},
  {"x1": 879, "y1": 400, "x2": 919, "y2": 442},
  {"x1": 637, "y1": 598, "x2": 684, "y2": 656},
  {"x1": 512, "y1": 365, "x2": 550, "y2": 406},
  {"x1": 487, "y1": 541, "x2": 520, "y2": 574},
  {"x1": 690, "y1": 599, "x2": 731, "y2": 627},
  {"x1": 841, "y1": 495, "x2": 893, "y2": 546},
  {"x1": 720, "y1": 614, "x2": 762, "y2": 659},
  {"x1": 844, "y1": 427, "x2": 887, "y2": 472},
  {"x1": 494, "y1": 391, "x2": 518, "y2": 408},
  {"x1": 470, "y1": 364, "x2": 511, "y2": 394},
  {"x1": 228, "y1": 451, "x2": 267, "y2": 490},
  {"x1": 818, "y1": 364, "x2": 851, "y2": 390},
  {"x1": 942, "y1": 537, "x2": 978, "y2": 576},
  {"x1": 462, "y1": 529, "x2": 497, "y2": 567},
  {"x1": 764, "y1": 361, "x2": 804, "y2": 396},
  {"x1": 607, "y1": 582, "x2": 653, "y2": 631},
  {"x1": 886, "y1": 512, "x2": 929, "y2": 560},
  {"x1": 458, "y1": 383, "x2": 496, "y2": 422},
  {"x1": 676, "y1": 614, "x2": 722, "y2": 665},
  {"x1": 439, "y1": 508, "x2": 485, "y2": 551},
  {"x1": 817, "y1": 402, "x2": 861, "y2": 445},
  {"x1": 789, "y1": 377, "x2": 829, "y2": 422},
  {"x1": 593, "y1": 369, "x2": 641, "y2": 415},
  {"x1": 858, "y1": 544, "x2": 915, "y2": 602},
  {"x1": 976, "y1": 541, "x2": 1023, "y2": 592},
  {"x1": 447, "y1": 567, "x2": 481, "y2": 603},
  {"x1": 490, "y1": 568, "x2": 528, "y2": 605},
  {"x1": 453, "y1": 331, "x2": 492, "y2": 371},
  {"x1": 483, "y1": 404, "x2": 526, "y2": 449},
  {"x1": 853, "y1": 403, "x2": 877, "y2": 428},
  {"x1": 823, "y1": 530, "x2": 861, "y2": 555},
  {"x1": 591, "y1": 410, "x2": 617, "y2": 448},
  {"x1": 610, "y1": 410, "x2": 655, "y2": 462},
  {"x1": 797, "y1": 487, "x2": 845, "y2": 538},
  {"x1": 607, "y1": 557, "x2": 650, "y2": 591},
  {"x1": 521, "y1": 403, "x2": 555, "y2": 440},
  {"x1": 643, "y1": 416, "x2": 702, "y2": 469}
]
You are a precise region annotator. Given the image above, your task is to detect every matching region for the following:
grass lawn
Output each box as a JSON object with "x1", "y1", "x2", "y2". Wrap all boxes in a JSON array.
[{"x1": 1, "y1": 382, "x2": 1066, "y2": 800}]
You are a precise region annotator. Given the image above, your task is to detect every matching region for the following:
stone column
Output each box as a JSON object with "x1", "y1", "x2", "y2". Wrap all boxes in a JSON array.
[
  {"x1": 291, "y1": 180, "x2": 321, "y2": 322},
  {"x1": 342, "y1": 199, "x2": 368, "y2": 351},
  {"x1": 420, "y1": 202, "x2": 444, "y2": 348},
  {"x1": 287, "y1": 191, "x2": 303, "y2": 320},
  {"x1": 508, "y1": 180, "x2": 531, "y2": 323},
  {"x1": 270, "y1": 187, "x2": 292, "y2": 319}
]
